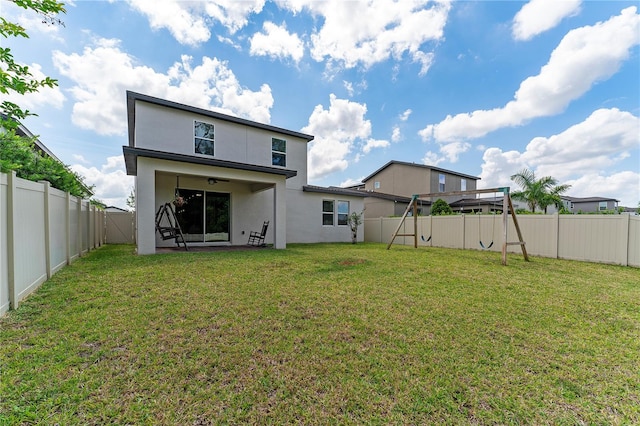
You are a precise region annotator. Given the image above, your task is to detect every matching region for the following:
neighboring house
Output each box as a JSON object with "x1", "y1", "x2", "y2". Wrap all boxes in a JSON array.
[
  {"x1": 123, "y1": 91, "x2": 365, "y2": 254},
  {"x1": 551, "y1": 196, "x2": 620, "y2": 214},
  {"x1": 360, "y1": 161, "x2": 489, "y2": 217},
  {"x1": 105, "y1": 206, "x2": 130, "y2": 213}
]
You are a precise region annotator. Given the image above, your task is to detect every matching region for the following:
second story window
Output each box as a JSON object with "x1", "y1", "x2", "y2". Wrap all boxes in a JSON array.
[
  {"x1": 439, "y1": 174, "x2": 445, "y2": 192},
  {"x1": 461, "y1": 178, "x2": 466, "y2": 191},
  {"x1": 272, "y1": 138, "x2": 286, "y2": 167},
  {"x1": 194, "y1": 121, "x2": 215, "y2": 156}
]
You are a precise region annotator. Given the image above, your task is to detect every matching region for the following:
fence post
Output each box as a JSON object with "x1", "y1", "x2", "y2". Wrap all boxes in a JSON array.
[
  {"x1": 66, "y1": 192, "x2": 71, "y2": 265},
  {"x1": 622, "y1": 214, "x2": 630, "y2": 267},
  {"x1": 7, "y1": 171, "x2": 16, "y2": 310},
  {"x1": 41, "y1": 181, "x2": 52, "y2": 279},
  {"x1": 77, "y1": 196, "x2": 83, "y2": 258}
]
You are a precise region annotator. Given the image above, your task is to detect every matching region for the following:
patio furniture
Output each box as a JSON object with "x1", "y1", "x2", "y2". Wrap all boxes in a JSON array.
[
  {"x1": 248, "y1": 221, "x2": 269, "y2": 247},
  {"x1": 155, "y1": 203, "x2": 188, "y2": 250}
]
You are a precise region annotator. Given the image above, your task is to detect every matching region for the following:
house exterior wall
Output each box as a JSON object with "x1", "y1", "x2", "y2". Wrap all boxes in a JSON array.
[
  {"x1": 551, "y1": 198, "x2": 619, "y2": 214},
  {"x1": 134, "y1": 101, "x2": 309, "y2": 186},
  {"x1": 571, "y1": 200, "x2": 617, "y2": 213},
  {"x1": 286, "y1": 190, "x2": 365, "y2": 243}
]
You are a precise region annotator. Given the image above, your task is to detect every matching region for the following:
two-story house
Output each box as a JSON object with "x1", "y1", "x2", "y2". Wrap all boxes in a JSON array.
[
  {"x1": 123, "y1": 91, "x2": 365, "y2": 254},
  {"x1": 360, "y1": 161, "x2": 487, "y2": 217}
]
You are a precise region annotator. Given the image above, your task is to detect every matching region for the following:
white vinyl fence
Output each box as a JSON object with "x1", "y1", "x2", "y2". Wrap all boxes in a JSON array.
[
  {"x1": 365, "y1": 213, "x2": 640, "y2": 267},
  {"x1": 1, "y1": 171, "x2": 105, "y2": 315}
]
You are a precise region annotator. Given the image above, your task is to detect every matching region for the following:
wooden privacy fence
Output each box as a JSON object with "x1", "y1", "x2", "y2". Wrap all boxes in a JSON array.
[
  {"x1": 365, "y1": 214, "x2": 640, "y2": 267},
  {"x1": 1, "y1": 171, "x2": 105, "y2": 315}
]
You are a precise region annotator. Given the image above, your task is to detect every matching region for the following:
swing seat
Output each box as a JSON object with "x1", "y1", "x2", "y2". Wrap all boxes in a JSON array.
[
  {"x1": 421, "y1": 235, "x2": 431, "y2": 242},
  {"x1": 479, "y1": 240, "x2": 493, "y2": 249}
]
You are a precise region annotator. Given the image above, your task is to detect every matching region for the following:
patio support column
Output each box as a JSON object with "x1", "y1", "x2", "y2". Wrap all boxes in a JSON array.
[
  {"x1": 136, "y1": 158, "x2": 157, "y2": 254},
  {"x1": 273, "y1": 179, "x2": 286, "y2": 249}
]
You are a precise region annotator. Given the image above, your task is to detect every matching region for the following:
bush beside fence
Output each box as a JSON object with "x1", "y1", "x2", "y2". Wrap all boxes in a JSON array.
[
  {"x1": 1, "y1": 171, "x2": 105, "y2": 315},
  {"x1": 365, "y1": 213, "x2": 639, "y2": 267}
]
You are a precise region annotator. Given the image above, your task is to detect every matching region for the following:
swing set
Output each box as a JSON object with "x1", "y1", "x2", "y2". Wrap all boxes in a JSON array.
[{"x1": 387, "y1": 187, "x2": 529, "y2": 266}]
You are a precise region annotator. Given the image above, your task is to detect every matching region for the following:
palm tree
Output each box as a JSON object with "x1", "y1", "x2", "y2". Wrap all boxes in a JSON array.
[{"x1": 510, "y1": 168, "x2": 571, "y2": 213}]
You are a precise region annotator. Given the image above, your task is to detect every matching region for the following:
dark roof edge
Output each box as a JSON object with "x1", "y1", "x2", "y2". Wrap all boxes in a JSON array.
[
  {"x1": 362, "y1": 160, "x2": 480, "y2": 182},
  {"x1": 126, "y1": 91, "x2": 314, "y2": 147},
  {"x1": 303, "y1": 185, "x2": 368, "y2": 197},
  {"x1": 122, "y1": 146, "x2": 297, "y2": 179}
]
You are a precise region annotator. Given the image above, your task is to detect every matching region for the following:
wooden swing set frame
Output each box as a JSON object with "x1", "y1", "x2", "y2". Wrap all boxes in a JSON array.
[{"x1": 387, "y1": 187, "x2": 529, "y2": 266}]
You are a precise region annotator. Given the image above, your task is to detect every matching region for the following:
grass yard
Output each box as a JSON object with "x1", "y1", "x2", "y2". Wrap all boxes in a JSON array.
[{"x1": 1, "y1": 243, "x2": 639, "y2": 425}]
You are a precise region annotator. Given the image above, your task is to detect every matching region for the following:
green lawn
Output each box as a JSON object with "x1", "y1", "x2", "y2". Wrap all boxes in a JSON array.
[{"x1": 1, "y1": 244, "x2": 639, "y2": 425}]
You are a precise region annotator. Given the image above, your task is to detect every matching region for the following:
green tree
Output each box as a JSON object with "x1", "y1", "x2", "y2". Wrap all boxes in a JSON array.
[
  {"x1": 0, "y1": 130, "x2": 92, "y2": 198},
  {"x1": 0, "y1": 0, "x2": 66, "y2": 127},
  {"x1": 126, "y1": 188, "x2": 136, "y2": 210},
  {"x1": 510, "y1": 168, "x2": 571, "y2": 213},
  {"x1": 430, "y1": 198, "x2": 453, "y2": 215}
]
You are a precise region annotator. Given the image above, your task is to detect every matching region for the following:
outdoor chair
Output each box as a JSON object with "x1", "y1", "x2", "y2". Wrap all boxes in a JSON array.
[{"x1": 248, "y1": 221, "x2": 269, "y2": 246}]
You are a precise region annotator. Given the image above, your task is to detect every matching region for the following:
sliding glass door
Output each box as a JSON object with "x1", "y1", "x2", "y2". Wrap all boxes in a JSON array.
[{"x1": 175, "y1": 189, "x2": 230, "y2": 243}]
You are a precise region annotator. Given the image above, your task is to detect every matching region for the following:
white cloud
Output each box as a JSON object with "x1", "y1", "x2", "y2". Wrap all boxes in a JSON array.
[
  {"x1": 391, "y1": 126, "x2": 401, "y2": 143},
  {"x1": 513, "y1": 0, "x2": 582, "y2": 41},
  {"x1": 125, "y1": 0, "x2": 211, "y2": 46},
  {"x1": 566, "y1": 172, "x2": 640, "y2": 208},
  {"x1": 302, "y1": 94, "x2": 372, "y2": 180},
  {"x1": 362, "y1": 138, "x2": 390, "y2": 154},
  {"x1": 479, "y1": 108, "x2": 640, "y2": 207},
  {"x1": 412, "y1": 51, "x2": 435, "y2": 76},
  {"x1": 400, "y1": 109, "x2": 412, "y2": 121},
  {"x1": 72, "y1": 154, "x2": 90, "y2": 165},
  {"x1": 204, "y1": 0, "x2": 267, "y2": 33},
  {"x1": 344, "y1": 81, "x2": 354, "y2": 97},
  {"x1": 70, "y1": 156, "x2": 134, "y2": 208},
  {"x1": 422, "y1": 151, "x2": 445, "y2": 166},
  {"x1": 52, "y1": 38, "x2": 273, "y2": 136},
  {"x1": 339, "y1": 176, "x2": 366, "y2": 188},
  {"x1": 124, "y1": 0, "x2": 266, "y2": 45},
  {"x1": 249, "y1": 21, "x2": 304, "y2": 62},
  {"x1": 298, "y1": 0, "x2": 450, "y2": 71},
  {"x1": 0, "y1": 62, "x2": 66, "y2": 112},
  {"x1": 421, "y1": 6, "x2": 640, "y2": 145}
]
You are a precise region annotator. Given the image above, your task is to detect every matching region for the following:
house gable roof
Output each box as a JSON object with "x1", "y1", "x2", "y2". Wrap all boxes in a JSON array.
[
  {"x1": 126, "y1": 91, "x2": 314, "y2": 148},
  {"x1": 362, "y1": 160, "x2": 480, "y2": 182},
  {"x1": 123, "y1": 146, "x2": 297, "y2": 178}
]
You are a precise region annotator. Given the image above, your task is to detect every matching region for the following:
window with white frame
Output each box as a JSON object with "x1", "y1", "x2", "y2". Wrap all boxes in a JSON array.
[
  {"x1": 272, "y1": 138, "x2": 286, "y2": 167},
  {"x1": 322, "y1": 200, "x2": 334, "y2": 225},
  {"x1": 439, "y1": 174, "x2": 445, "y2": 192},
  {"x1": 194, "y1": 121, "x2": 215, "y2": 156},
  {"x1": 599, "y1": 201, "x2": 607, "y2": 211},
  {"x1": 461, "y1": 178, "x2": 467, "y2": 191},
  {"x1": 374, "y1": 181, "x2": 380, "y2": 189},
  {"x1": 337, "y1": 201, "x2": 349, "y2": 225}
]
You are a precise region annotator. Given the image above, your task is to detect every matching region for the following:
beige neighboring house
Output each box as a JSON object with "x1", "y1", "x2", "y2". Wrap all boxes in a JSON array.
[
  {"x1": 359, "y1": 161, "x2": 499, "y2": 217},
  {"x1": 123, "y1": 91, "x2": 365, "y2": 254}
]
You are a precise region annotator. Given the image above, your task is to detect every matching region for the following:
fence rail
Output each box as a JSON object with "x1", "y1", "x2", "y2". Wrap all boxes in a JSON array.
[
  {"x1": 365, "y1": 214, "x2": 639, "y2": 267},
  {"x1": 1, "y1": 171, "x2": 106, "y2": 315}
]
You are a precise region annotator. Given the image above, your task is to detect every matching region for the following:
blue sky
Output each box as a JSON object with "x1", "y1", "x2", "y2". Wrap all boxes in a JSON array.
[{"x1": 3, "y1": 0, "x2": 639, "y2": 209}]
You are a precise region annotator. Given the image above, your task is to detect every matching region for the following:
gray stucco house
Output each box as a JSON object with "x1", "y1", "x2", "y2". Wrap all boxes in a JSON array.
[{"x1": 123, "y1": 91, "x2": 364, "y2": 254}]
